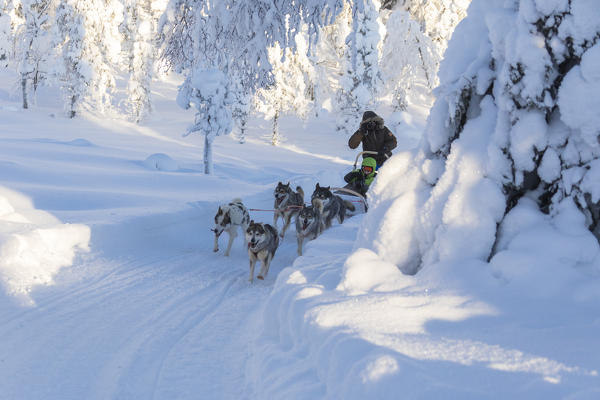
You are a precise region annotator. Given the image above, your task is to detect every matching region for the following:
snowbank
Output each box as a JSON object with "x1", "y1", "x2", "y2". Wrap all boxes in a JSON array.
[
  {"x1": 142, "y1": 153, "x2": 179, "y2": 171},
  {"x1": 247, "y1": 1, "x2": 600, "y2": 397},
  {"x1": 248, "y1": 215, "x2": 599, "y2": 399},
  {"x1": 0, "y1": 187, "x2": 90, "y2": 303}
]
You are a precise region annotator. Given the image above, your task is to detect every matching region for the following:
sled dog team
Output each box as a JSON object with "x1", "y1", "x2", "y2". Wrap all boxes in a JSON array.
[{"x1": 212, "y1": 182, "x2": 355, "y2": 282}]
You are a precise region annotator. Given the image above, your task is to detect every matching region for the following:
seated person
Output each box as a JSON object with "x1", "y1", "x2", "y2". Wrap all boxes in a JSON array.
[{"x1": 343, "y1": 157, "x2": 377, "y2": 196}]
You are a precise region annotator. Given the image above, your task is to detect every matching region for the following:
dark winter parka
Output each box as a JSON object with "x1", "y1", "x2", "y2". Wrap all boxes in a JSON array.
[{"x1": 348, "y1": 111, "x2": 397, "y2": 166}]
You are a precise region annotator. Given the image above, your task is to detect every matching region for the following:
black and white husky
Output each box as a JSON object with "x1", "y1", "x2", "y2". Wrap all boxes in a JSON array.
[
  {"x1": 273, "y1": 182, "x2": 304, "y2": 239},
  {"x1": 245, "y1": 221, "x2": 279, "y2": 282},
  {"x1": 295, "y1": 205, "x2": 321, "y2": 256},
  {"x1": 212, "y1": 198, "x2": 250, "y2": 256},
  {"x1": 311, "y1": 183, "x2": 354, "y2": 230}
]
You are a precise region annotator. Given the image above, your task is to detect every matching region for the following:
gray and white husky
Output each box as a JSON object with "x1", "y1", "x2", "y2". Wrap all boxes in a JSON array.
[
  {"x1": 311, "y1": 183, "x2": 354, "y2": 230},
  {"x1": 273, "y1": 182, "x2": 304, "y2": 239},
  {"x1": 212, "y1": 198, "x2": 250, "y2": 256},
  {"x1": 245, "y1": 221, "x2": 279, "y2": 282},
  {"x1": 295, "y1": 205, "x2": 321, "y2": 256}
]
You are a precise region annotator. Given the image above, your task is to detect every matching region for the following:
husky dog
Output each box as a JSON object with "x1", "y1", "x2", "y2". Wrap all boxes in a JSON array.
[
  {"x1": 311, "y1": 183, "x2": 355, "y2": 230},
  {"x1": 212, "y1": 198, "x2": 250, "y2": 256},
  {"x1": 245, "y1": 221, "x2": 279, "y2": 282},
  {"x1": 295, "y1": 205, "x2": 321, "y2": 256},
  {"x1": 273, "y1": 182, "x2": 304, "y2": 239}
]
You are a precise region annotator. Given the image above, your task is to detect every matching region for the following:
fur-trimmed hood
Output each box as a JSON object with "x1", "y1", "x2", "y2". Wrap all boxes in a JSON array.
[{"x1": 359, "y1": 111, "x2": 385, "y2": 130}]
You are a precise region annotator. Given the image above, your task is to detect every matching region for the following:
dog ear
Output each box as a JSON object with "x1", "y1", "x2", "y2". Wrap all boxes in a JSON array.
[
  {"x1": 286, "y1": 182, "x2": 290, "y2": 187},
  {"x1": 327, "y1": 186, "x2": 331, "y2": 190},
  {"x1": 316, "y1": 183, "x2": 320, "y2": 189},
  {"x1": 217, "y1": 207, "x2": 222, "y2": 215}
]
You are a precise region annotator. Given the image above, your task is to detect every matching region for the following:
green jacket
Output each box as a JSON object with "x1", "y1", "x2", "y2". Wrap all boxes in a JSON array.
[{"x1": 343, "y1": 157, "x2": 377, "y2": 195}]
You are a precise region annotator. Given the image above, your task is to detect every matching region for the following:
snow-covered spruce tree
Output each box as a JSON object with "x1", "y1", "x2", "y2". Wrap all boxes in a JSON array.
[
  {"x1": 378, "y1": 0, "x2": 469, "y2": 110},
  {"x1": 54, "y1": 0, "x2": 88, "y2": 118},
  {"x1": 400, "y1": 0, "x2": 469, "y2": 63},
  {"x1": 358, "y1": 0, "x2": 600, "y2": 275},
  {"x1": 159, "y1": 0, "x2": 344, "y2": 172},
  {"x1": 178, "y1": 68, "x2": 232, "y2": 174},
  {"x1": 0, "y1": 2, "x2": 12, "y2": 67},
  {"x1": 380, "y1": 8, "x2": 438, "y2": 111},
  {"x1": 161, "y1": 0, "x2": 234, "y2": 173},
  {"x1": 74, "y1": 0, "x2": 122, "y2": 115},
  {"x1": 255, "y1": 35, "x2": 314, "y2": 146},
  {"x1": 51, "y1": 0, "x2": 122, "y2": 116},
  {"x1": 313, "y1": 1, "x2": 352, "y2": 116},
  {"x1": 14, "y1": 0, "x2": 55, "y2": 109},
  {"x1": 122, "y1": 0, "x2": 157, "y2": 122},
  {"x1": 230, "y1": 74, "x2": 251, "y2": 144},
  {"x1": 336, "y1": 0, "x2": 383, "y2": 134},
  {"x1": 160, "y1": 0, "x2": 343, "y2": 95}
]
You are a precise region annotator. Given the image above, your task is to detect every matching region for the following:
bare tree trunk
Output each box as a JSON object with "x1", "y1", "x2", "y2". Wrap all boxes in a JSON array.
[
  {"x1": 271, "y1": 109, "x2": 280, "y2": 146},
  {"x1": 239, "y1": 116, "x2": 246, "y2": 144},
  {"x1": 415, "y1": 36, "x2": 433, "y2": 89},
  {"x1": 69, "y1": 94, "x2": 76, "y2": 118},
  {"x1": 21, "y1": 76, "x2": 28, "y2": 109},
  {"x1": 204, "y1": 133, "x2": 213, "y2": 174}
]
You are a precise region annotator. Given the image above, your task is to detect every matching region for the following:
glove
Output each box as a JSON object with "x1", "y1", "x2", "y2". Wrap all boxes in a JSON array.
[
  {"x1": 344, "y1": 171, "x2": 360, "y2": 183},
  {"x1": 377, "y1": 150, "x2": 387, "y2": 158}
]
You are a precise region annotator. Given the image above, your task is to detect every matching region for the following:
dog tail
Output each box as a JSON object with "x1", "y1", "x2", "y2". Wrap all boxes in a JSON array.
[
  {"x1": 296, "y1": 186, "x2": 304, "y2": 201},
  {"x1": 344, "y1": 200, "x2": 356, "y2": 212}
]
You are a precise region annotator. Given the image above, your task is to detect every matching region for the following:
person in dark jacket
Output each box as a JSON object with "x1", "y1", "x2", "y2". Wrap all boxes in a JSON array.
[{"x1": 348, "y1": 110, "x2": 397, "y2": 167}]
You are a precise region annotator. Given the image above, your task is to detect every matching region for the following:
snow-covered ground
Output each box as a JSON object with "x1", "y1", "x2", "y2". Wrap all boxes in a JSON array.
[{"x1": 0, "y1": 70, "x2": 599, "y2": 399}]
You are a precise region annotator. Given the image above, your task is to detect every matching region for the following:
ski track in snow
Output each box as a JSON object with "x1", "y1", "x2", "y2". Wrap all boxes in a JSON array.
[{"x1": 0, "y1": 193, "x2": 303, "y2": 400}]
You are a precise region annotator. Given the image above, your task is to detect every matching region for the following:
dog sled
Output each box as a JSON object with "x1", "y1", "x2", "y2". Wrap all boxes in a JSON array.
[{"x1": 332, "y1": 150, "x2": 382, "y2": 216}]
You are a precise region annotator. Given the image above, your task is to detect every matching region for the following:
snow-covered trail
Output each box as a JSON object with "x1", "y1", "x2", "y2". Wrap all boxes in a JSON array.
[
  {"x1": 0, "y1": 102, "x2": 359, "y2": 399},
  {"x1": 0, "y1": 192, "x2": 309, "y2": 399},
  {"x1": 0, "y1": 75, "x2": 429, "y2": 398}
]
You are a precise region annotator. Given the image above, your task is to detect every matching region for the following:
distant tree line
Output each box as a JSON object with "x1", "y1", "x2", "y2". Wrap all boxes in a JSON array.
[{"x1": 0, "y1": 0, "x2": 468, "y2": 172}]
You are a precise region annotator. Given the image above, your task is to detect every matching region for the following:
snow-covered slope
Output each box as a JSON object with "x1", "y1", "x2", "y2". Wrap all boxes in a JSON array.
[{"x1": 0, "y1": 64, "x2": 599, "y2": 400}]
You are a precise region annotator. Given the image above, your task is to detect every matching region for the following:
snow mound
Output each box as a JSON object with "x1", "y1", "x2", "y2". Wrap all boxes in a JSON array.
[
  {"x1": 0, "y1": 187, "x2": 90, "y2": 303},
  {"x1": 142, "y1": 153, "x2": 179, "y2": 171}
]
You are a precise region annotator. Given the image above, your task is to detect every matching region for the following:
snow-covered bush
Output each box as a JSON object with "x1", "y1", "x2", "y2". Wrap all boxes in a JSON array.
[{"x1": 142, "y1": 153, "x2": 178, "y2": 171}]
